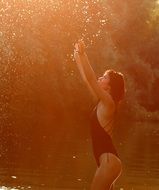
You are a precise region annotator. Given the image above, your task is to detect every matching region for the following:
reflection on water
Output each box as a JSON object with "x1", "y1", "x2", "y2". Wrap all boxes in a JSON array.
[
  {"x1": 0, "y1": 187, "x2": 19, "y2": 190},
  {"x1": 114, "y1": 121, "x2": 159, "y2": 189},
  {"x1": 0, "y1": 121, "x2": 159, "y2": 189},
  {"x1": 0, "y1": 187, "x2": 29, "y2": 190}
]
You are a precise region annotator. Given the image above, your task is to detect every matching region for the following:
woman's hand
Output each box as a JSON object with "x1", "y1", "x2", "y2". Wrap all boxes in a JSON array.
[{"x1": 74, "y1": 39, "x2": 86, "y2": 56}]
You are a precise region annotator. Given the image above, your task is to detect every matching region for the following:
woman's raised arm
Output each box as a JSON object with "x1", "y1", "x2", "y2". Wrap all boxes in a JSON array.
[
  {"x1": 74, "y1": 42, "x2": 98, "y2": 102},
  {"x1": 74, "y1": 40, "x2": 114, "y2": 109},
  {"x1": 74, "y1": 40, "x2": 97, "y2": 82}
]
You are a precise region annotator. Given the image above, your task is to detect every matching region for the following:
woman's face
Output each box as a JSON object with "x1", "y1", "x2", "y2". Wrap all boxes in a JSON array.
[{"x1": 98, "y1": 73, "x2": 110, "y2": 91}]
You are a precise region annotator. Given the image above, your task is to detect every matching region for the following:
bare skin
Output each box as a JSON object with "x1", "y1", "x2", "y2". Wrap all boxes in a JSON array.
[
  {"x1": 91, "y1": 153, "x2": 122, "y2": 190},
  {"x1": 90, "y1": 101, "x2": 122, "y2": 190},
  {"x1": 74, "y1": 39, "x2": 122, "y2": 190}
]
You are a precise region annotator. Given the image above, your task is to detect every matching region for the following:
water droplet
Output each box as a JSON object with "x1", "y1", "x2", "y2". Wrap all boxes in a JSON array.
[{"x1": 11, "y1": 176, "x2": 17, "y2": 179}]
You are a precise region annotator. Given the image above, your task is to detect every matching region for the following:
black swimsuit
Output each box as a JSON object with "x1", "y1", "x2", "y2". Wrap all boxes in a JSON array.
[{"x1": 90, "y1": 105, "x2": 119, "y2": 166}]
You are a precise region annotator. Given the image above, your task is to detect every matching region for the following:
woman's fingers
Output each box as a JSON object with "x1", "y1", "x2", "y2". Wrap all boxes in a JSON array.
[
  {"x1": 75, "y1": 43, "x2": 79, "y2": 51},
  {"x1": 74, "y1": 39, "x2": 86, "y2": 55},
  {"x1": 75, "y1": 42, "x2": 82, "y2": 54},
  {"x1": 74, "y1": 50, "x2": 81, "y2": 63}
]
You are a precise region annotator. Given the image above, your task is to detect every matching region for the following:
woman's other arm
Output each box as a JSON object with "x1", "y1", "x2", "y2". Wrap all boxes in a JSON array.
[
  {"x1": 74, "y1": 48, "x2": 98, "y2": 102},
  {"x1": 74, "y1": 40, "x2": 114, "y2": 110}
]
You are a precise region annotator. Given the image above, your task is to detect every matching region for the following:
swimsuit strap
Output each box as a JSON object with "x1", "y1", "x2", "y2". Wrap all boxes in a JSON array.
[
  {"x1": 94, "y1": 103, "x2": 116, "y2": 136},
  {"x1": 103, "y1": 117, "x2": 114, "y2": 136}
]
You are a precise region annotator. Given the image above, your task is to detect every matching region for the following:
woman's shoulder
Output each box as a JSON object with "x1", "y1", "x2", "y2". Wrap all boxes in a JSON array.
[{"x1": 97, "y1": 100, "x2": 115, "y2": 117}]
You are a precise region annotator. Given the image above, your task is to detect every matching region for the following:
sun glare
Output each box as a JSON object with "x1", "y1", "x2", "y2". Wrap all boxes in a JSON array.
[{"x1": 0, "y1": 187, "x2": 18, "y2": 190}]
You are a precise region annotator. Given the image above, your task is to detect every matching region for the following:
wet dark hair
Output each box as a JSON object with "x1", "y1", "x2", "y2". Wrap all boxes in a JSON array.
[{"x1": 104, "y1": 69, "x2": 125, "y2": 103}]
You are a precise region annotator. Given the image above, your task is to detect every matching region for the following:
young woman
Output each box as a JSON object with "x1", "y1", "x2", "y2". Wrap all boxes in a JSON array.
[{"x1": 74, "y1": 39, "x2": 125, "y2": 190}]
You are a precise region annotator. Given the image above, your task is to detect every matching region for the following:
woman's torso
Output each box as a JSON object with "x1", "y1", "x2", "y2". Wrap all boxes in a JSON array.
[
  {"x1": 90, "y1": 100, "x2": 118, "y2": 166},
  {"x1": 95, "y1": 100, "x2": 115, "y2": 136}
]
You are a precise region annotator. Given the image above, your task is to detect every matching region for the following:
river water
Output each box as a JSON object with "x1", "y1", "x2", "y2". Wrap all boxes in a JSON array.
[{"x1": 0, "y1": 120, "x2": 159, "y2": 190}]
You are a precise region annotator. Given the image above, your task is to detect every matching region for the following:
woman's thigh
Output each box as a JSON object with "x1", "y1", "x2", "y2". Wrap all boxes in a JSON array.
[{"x1": 91, "y1": 153, "x2": 122, "y2": 190}]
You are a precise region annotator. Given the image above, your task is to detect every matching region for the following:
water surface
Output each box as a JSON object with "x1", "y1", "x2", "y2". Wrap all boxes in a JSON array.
[{"x1": 0, "y1": 120, "x2": 159, "y2": 190}]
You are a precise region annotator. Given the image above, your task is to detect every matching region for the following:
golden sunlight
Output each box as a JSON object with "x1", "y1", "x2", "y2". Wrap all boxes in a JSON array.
[{"x1": 149, "y1": 0, "x2": 159, "y2": 24}]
